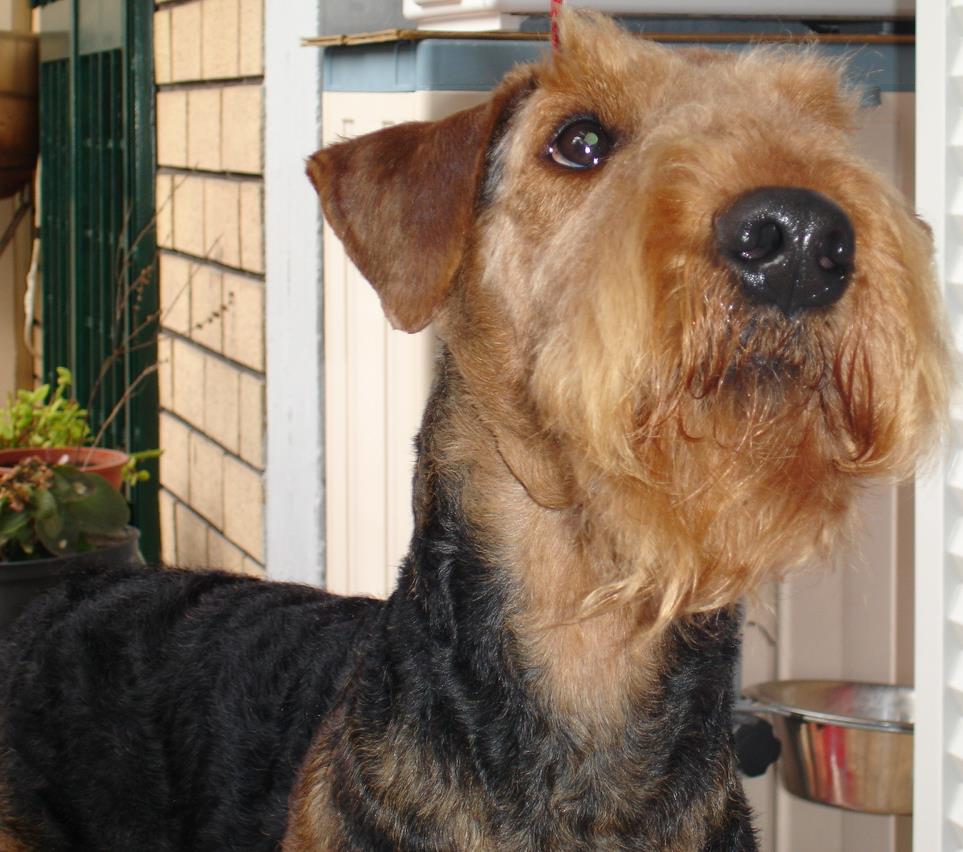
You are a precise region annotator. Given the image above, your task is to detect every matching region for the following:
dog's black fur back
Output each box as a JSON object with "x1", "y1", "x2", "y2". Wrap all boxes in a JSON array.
[
  {"x1": 0, "y1": 567, "x2": 381, "y2": 851},
  {"x1": 0, "y1": 364, "x2": 757, "y2": 851},
  {"x1": 0, "y1": 484, "x2": 755, "y2": 851}
]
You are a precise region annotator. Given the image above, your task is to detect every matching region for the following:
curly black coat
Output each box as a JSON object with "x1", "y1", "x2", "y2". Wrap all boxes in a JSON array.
[{"x1": 0, "y1": 454, "x2": 753, "y2": 850}]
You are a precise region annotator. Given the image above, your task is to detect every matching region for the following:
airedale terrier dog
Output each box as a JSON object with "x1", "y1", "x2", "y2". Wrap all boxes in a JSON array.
[{"x1": 0, "y1": 10, "x2": 949, "y2": 851}]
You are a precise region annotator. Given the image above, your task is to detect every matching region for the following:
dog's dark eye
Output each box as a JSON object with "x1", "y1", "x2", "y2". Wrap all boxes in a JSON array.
[{"x1": 549, "y1": 120, "x2": 612, "y2": 170}]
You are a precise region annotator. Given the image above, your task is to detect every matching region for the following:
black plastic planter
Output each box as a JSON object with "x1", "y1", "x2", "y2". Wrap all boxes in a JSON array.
[{"x1": 0, "y1": 527, "x2": 142, "y2": 632}]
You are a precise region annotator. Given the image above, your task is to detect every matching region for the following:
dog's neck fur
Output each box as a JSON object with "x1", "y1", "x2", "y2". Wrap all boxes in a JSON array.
[
  {"x1": 324, "y1": 350, "x2": 756, "y2": 850},
  {"x1": 424, "y1": 346, "x2": 657, "y2": 720}
]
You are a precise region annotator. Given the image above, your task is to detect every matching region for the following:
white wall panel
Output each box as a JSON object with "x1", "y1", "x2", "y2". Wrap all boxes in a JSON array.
[{"x1": 915, "y1": 2, "x2": 963, "y2": 849}]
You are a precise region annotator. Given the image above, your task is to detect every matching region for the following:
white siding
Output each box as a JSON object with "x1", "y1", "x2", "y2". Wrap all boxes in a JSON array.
[
  {"x1": 320, "y1": 90, "x2": 489, "y2": 598},
  {"x1": 915, "y1": 2, "x2": 963, "y2": 849}
]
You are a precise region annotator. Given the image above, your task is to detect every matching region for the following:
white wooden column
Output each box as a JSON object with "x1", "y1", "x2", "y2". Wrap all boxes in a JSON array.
[
  {"x1": 914, "y1": 1, "x2": 963, "y2": 848},
  {"x1": 263, "y1": 0, "x2": 325, "y2": 583}
]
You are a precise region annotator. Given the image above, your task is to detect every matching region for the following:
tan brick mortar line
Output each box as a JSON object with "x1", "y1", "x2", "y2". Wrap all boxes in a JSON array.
[
  {"x1": 156, "y1": 174, "x2": 264, "y2": 274},
  {"x1": 154, "y1": 0, "x2": 266, "y2": 572},
  {"x1": 160, "y1": 487, "x2": 264, "y2": 574},
  {"x1": 155, "y1": 0, "x2": 264, "y2": 85},
  {"x1": 157, "y1": 84, "x2": 264, "y2": 175},
  {"x1": 160, "y1": 409, "x2": 265, "y2": 562}
]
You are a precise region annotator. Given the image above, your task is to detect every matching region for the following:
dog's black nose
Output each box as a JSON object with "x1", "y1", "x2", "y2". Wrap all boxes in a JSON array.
[{"x1": 714, "y1": 187, "x2": 855, "y2": 316}]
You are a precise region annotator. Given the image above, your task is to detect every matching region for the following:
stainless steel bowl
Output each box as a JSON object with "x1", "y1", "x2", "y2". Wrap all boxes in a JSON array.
[{"x1": 742, "y1": 680, "x2": 913, "y2": 815}]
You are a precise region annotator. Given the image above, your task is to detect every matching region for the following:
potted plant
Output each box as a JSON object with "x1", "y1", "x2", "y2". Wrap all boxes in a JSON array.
[
  {"x1": 0, "y1": 367, "x2": 156, "y2": 490},
  {"x1": 0, "y1": 456, "x2": 141, "y2": 630}
]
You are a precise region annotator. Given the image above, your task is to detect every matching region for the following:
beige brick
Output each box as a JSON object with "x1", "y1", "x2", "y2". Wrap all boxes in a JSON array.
[
  {"x1": 204, "y1": 178, "x2": 240, "y2": 267},
  {"x1": 238, "y1": 372, "x2": 264, "y2": 468},
  {"x1": 159, "y1": 252, "x2": 191, "y2": 335},
  {"x1": 221, "y1": 85, "x2": 262, "y2": 174},
  {"x1": 222, "y1": 273, "x2": 263, "y2": 371},
  {"x1": 154, "y1": 9, "x2": 173, "y2": 85},
  {"x1": 207, "y1": 529, "x2": 245, "y2": 573},
  {"x1": 159, "y1": 412, "x2": 190, "y2": 502},
  {"x1": 189, "y1": 430, "x2": 224, "y2": 527},
  {"x1": 242, "y1": 557, "x2": 264, "y2": 576},
  {"x1": 203, "y1": 355, "x2": 240, "y2": 452},
  {"x1": 175, "y1": 502, "x2": 209, "y2": 568},
  {"x1": 187, "y1": 87, "x2": 222, "y2": 171},
  {"x1": 238, "y1": 0, "x2": 263, "y2": 77},
  {"x1": 172, "y1": 175, "x2": 205, "y2": 257},
  {"x1": 158, "y1": 333, "x2": 174, "y2": 411},
  {"x1": 159, "y1": 488, "x2": 177, "y2": 566},
  {"x1": 156, "y1": 90, "x2": 187, "y2": 167},
  {"x1": 191, "y1": 265, "x2": 224, "y2": 352},
  {"x1": 202, "y1": 0, "x2": 240, "y2": 80},
  {"x1": 223, "y1": 456, "x2": 263, "y2": 561},
  {"x1": 239, "y1": 181, "x2": 264, "y2": 274},
  {"x1": 156, "y1": 174, "x2": 174, "y2": 248},
  {"x1": 171, "y1": 338, "x2": 206, "y2": 428},
  {"x1": 171, "y1": 1, "x2": 202, "y2": 82}
]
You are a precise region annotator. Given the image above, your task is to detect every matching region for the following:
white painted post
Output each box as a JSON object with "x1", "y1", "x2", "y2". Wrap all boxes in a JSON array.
[
  {"x1": 263, "y1": 0, "x2": 325, "y2": 583},
  {"x1": 914, "y1": 2, "x2": 958, "y2": 849}
]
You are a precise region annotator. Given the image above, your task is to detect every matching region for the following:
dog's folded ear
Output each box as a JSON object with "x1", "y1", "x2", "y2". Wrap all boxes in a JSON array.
[{"x1": 307, "y1": 76, "x2": 531, "y2": 333}]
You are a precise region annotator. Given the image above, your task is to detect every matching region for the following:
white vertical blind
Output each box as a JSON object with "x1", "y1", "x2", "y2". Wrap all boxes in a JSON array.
[{"x1": 915, "y1": 2, "x2": 963, "y2": 849}]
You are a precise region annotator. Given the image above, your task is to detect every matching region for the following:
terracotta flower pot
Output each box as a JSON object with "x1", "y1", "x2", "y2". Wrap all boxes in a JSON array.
[
  {"x1": 0, "y1": 31, "x2": 38, "y2": 199},
  {"x1": 0, "y1": 447, "x2": 129, "y2": 490}
]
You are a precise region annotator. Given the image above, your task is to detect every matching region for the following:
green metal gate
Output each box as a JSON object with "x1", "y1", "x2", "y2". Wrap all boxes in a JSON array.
[{"x1": 34, "y1": 0, "x2": 159, "y2": 561}]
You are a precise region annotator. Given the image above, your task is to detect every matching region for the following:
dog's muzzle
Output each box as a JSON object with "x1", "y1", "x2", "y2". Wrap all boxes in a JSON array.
[{"x1": 715, "y1": 187, "x2": 855, "y2": 316}]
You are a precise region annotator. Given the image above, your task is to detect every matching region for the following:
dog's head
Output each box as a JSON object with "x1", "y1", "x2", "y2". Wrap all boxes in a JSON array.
[{"x1": 310, "y1": 11, "x2": 950, "y2": 624}]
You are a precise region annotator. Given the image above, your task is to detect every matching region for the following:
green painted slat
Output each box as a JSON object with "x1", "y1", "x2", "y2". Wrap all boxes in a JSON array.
[
  {"x1": 39, "y1": 60, "x2": 70, "y2": 378},
  {"x1": 72, "y1": 49, "x2": 126, "y2": 450},
  {"x1": 125, "y1": 0, "x2": 159, "y2": 562},
  {"x1": 38, "y1": 2, "x2": 159, "y2": 563}
]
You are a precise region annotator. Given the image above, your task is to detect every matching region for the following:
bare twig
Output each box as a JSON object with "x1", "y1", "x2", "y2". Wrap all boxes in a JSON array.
[{"x1": 91, "y1": 363, "x2": 159, "y2": 450}]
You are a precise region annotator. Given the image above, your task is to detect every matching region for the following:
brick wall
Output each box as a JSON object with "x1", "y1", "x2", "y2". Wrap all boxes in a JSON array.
[{"x1": 154, "y1": 0, "x2": 265, "y2": 574}]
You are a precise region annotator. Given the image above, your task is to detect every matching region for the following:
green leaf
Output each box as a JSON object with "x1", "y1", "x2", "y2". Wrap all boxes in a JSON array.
[
  {"x1": 33, "y1": 487, "x2": 57, "y2": 520},
  {"x1": 0, "y1": 368, "x2": 92, "y2": 451},
  {"x1": 0, "y1": 510, "x2": 28, "y2": 540},
  {"x1": 36, "y1": 507, "x2": 64, "y2": 541},
  {"x1": 50, "y1": 466, "x2": 93, "y2": 503},
  {"x1": 122, "y1": 448, "x2": 163, "y2": 487},
  {"x1": 58, "y1": 469, "x2": 130, "y2": 535},
  {"x1": 36, "y1": 511, "x2": 79, "y2": 556}
]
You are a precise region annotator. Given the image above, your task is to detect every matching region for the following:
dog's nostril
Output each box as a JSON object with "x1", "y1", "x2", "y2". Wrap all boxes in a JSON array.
[
  {"x1": 715, "y1": 187, "x2": 855, "y2": 316},
  {"x1": 815, "y1": 229, "x2": 854, "y2": 274},
  {"x1": 735, "y1": 220, "x2": 783, "y2": 263}
]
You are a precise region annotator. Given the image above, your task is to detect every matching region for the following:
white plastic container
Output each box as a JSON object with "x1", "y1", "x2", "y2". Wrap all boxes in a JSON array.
[{"x1": 403, "y1": 0, "x2": 914, "y2": 31}]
